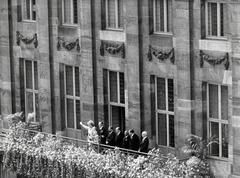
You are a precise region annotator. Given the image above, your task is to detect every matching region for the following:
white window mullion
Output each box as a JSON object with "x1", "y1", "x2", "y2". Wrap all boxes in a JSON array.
[
  {"x1": 73, "y1": 67, "x2": 76, "y2": 129},
  {"x1": 31, "y1": 61, "x2": 36, "y2": 122},
  {"x1": 64, "y1": 67, "x2": 68, "y2": 128},
  {"x1": 29, "y1": 0, "x2": 32, "y2": 20},
  {"x1": 207, "y1": 84, "x2": 210, "y2": 142},
  {"x1": 107, "y1": 71, "x2": 111, "y2": 126},
  {"x1": 24, "y1": 61, "x2": 27, "y2": 117},
  {"x1": 106, "y1": 0, "x2": 109, "y2": 28},
  {"x1": 117, "y1": 72, "x2": 120, "y2": 104},
  {"x1": 205, "y1": 2, "x2": 209, "y2": 36},
  {"x1": 218, "y1": 85, "x2": 222, "y2": 157},
  {"x1": 155, "y1": 77, "x2": 158, "y2": 144},
  {"x1": 163, "y1": 0, "x2": 168, "y2": 32},
  {"x1": 62, "y1": 0, "x2": 65, "y2": 23},
  {"x1": 153, "y1": 0, "x2": 156, "y2": 32},
  {"x1": 165, "y1": 78, "x2": 169, "y2": 146},
  {"x1": 115, "y1": 0, "x2": 118, "y2": 28},
  {"x1": 70, "y1": 0, "x2": 74, "y2": 24},
  {"x1": 217, "y1": 3, "x2": 221, "y2": 37}
]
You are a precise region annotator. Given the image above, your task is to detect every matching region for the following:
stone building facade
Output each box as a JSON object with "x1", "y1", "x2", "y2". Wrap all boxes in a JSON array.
[{"x1": 0, "y1": 0, "x2": 240, "y2": 177}]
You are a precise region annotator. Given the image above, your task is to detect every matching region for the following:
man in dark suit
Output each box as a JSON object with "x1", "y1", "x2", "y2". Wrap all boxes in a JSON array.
[
  {"x1": 123, "y1": 130, "x2": 130, "y2": 149},
  {"x1": 139, "y1": 131, "x2": 149, "y2": 153},
  {"x1": 129, "y1": 129, "x2": 140, "y2": 151},
  {"x1": 98, "y1": 122, "x2": 107, "y2": 144},
  {"x1": 106, "y1": 126, "x2": 116, "y2": 146},
  {"x1": 115, "y1": 127, "x2": 124, "y2": 148}
]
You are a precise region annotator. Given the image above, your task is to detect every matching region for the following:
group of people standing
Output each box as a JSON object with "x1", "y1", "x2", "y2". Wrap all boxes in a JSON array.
[{"x1": 80, "y1": 120, "x2": 149, "y2": 153}]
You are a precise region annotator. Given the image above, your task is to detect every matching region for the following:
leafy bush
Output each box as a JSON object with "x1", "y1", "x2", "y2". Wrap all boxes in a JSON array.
[{"x1": 3, "y1": 114, "x2": 210, "y2": 178}]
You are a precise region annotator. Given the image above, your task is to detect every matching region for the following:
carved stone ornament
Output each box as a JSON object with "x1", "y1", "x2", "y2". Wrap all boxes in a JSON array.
[
  {"x1": 100, "y1": 41, "x2": 125, "y2": 58},
  {"x1": 16, "y1": 31, "x2": 38, "y2": 48},
  {"x1": 57, "y1": 37, "x2": 80, "y2": 52},
  {"x1": 200, "y1": 50, "x2": 229, "y2": 70},
  {"x1": 147, "y1": 45, "x2": 175, "y2": 64}
]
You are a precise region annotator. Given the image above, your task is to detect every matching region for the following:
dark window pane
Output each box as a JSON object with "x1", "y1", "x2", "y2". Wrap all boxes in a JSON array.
[
  {"x1": 109, "y1": 71, "x2": 118, "y2": 102},
  {"x1": 168, "y1": 79, "x2": 174, "y2": 112},
  {"x1": 64, "y1": 0, "x2": 71, "y2": 23},
  {"x1": 26, "y1": 0, "x2": 31, "y2": 19},
  {"x1": 158, "y1": 113, "x2": 167, "y2": 146},
  {"x1": 73, "y1": 0, "x2": 78, "y2": 24},
  {"x1": 67, "y1": 98, "x2": 74, "y2": 128},
  {"x1": 166, "y1": 0, "x2": 169, "y2": 32},
  {"x1": 209, "y1": 84, "x2": 218, "y2": 118},
  {"x1": 111, "y1": 106, "x2": 125, "y2": 131},
  {"x1": 26, "y1": 92, "x2": 33, "y2": 115},
  {"x1": 155, "y1": 0, "x2": 164, "y2": 32},
  {"x1": 220, "y1": 3, "x2": 224, "y2": 36},
  {"x1": 157, "y1": 78, "x2": 166, "y2": 110},
  {"x1": 159, "y1": 0, "x2": 164, "y2": 31},
  {"x1": 108, "y1": 0, "x2": 116, "y2": 28},
  {"x1": 210, "y1": 122, "x2": 219, "y2": 156},
  {"x1": 169, "y1": 115, "x2": 174, "y2": 147},
  {"x1": 35, "y1": 93, "x2": 39, "y2": 122},
  {"x1": 222, "y1": 124, "x2": 228, "y2": 158},
  {"x1": 119, "y1": 72, "x2": 125, "y2": 104},
  {"x1": 34, "y1": 61, "x2": 38, "y2": 90},
  {"x1": 209, "y1": 3, "x2": 218, "y2": 36},
  {"x1": 66, "y1": 66, "x2": 73, "y2": 95},
  {"x1": 118, "y1": 0, "x2": 123, "y2": 28},
  {"x1": 25, "y1": 60, "x2": 33, "y2": 89},
  {"x1": 32, "y1": 0, "x2": 36, "y2": 20},
  {"x1": 76, "y1": 100, "x2": 81, "y2": 129},
  {"x1": 221, "y1": 86, "x2": 228, "y2": 120},
  {"x1": 75, "y1": 67, "x2": 80, "y2": 97}
]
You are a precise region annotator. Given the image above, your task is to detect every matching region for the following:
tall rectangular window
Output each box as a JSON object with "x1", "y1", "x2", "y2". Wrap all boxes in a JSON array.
[
  {"x1": 105, "y1": 70, "x2": 125, "y2": 130},
  {"x1": 207, "y1": 84, "x2": 228, "y2": 158},
  {"x1": 24, "y1": 60, "x2": 39, "y2": 121},
  {"x1": 205, "y1": 2, "x2": 226, "y2": 37},
  {"x1": 64, "y1": 65, "x2": 81, "y2": 129},
  {"x1": 22, "y1": 0, "x2": 36, "y2": 21},
  {"x1": 153, "y1": 0, "x2": 169, "y2": 33},
  {"x1": 105, "y1": 0, "x2": 123, "y2": 29},
  {"x1": 155, "y1": 77, "x2": 174, "y2": 147},
  {"x1": 62, "y1": 0, "x2": 78, "y2": 25}
]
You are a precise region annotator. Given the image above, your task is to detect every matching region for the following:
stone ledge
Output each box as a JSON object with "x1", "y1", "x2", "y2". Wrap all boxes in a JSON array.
[
  {"x1": 99, "y1": 30, "x2": 125, "y2": 42},
  {"x1": 199, "y1": 39, "x2": 231, "y2": 53}
]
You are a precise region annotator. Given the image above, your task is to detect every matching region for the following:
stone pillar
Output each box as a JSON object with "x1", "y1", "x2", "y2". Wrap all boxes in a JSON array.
[
  {"x1": 37, "y1": 0, "x2": 52, "y2": 133},
  {"x1": 125, "y1": 0, "x2": 141, "y2": 135},
  {"x1": 229, "y1": 3, "x2": 240, "y2": 177},
  {"x1": 173, "y1": 0, "x2": 192, "y2": 155},
  {"x1": 0, "y1": 0, "x2": 12, "y2": 127}
]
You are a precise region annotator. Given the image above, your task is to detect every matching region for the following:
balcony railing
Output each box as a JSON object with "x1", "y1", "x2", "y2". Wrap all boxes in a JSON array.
[{"x1": 0, "y1": 127, "x2": 167, "y2": 159}]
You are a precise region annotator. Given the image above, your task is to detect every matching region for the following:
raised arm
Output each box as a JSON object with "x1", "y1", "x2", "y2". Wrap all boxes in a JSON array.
[{"x1": 80, "y1": 122, "x2": 89, "y2": 130}]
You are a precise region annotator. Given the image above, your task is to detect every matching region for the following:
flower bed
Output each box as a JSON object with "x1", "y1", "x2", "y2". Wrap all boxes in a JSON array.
[{"x1": 3, "y1": 116, "x2": 210, "y2": 178}]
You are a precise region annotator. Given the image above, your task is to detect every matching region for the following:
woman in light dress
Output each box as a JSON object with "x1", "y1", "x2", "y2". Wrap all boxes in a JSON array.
[{"x1": 80, "y1": 120, "x2": 99, "y2": 143}]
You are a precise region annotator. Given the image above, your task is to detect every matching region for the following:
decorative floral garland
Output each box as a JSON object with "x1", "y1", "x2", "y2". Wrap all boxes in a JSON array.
[
  {"x1": 16, "y1": 31, "x2": 38, "y2": 48},
  {"x1": 57, "y1": 37, "x2": 80, "y2": 52},
  {"x1": 200, "y1": 50, "x2": 229, "y2": 70},
  {"x1": 100, "y1": 41, "x2": 125, "y2": 58},
  {"x1": 148, "y1": 45, "x2": 175, "y2": 64}
]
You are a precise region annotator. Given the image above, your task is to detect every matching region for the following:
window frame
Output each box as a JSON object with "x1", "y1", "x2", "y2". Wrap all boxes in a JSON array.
[
  {"x1": 62, "y1": 0, "x2": 79, "y2": 26},
  {"x1": 153, "y1": 0, "x2": 169, "y2": 34},
  {"x1": 207, "y1": 83, "x2": 229, "y2": 159},
  {"x1": 205, "y1": 1, "x2": 226, "y2": 39},
  {"x1": 64, "y1": 65, "x2": 81, "y2": 130},
  {"x1": 23, "y1": 59, "x2": 39, "y2": 122},
  {"x1": 105, "y1": 0, "x2": 123, "y2": 30},
  {"x1": 155, "y1": 77, "x2": 174, "y2": 147},
  {"x1": 107, "y1": 70, "x2": 125, "y2": 127},
  {"x1": 22, "y1": 0, "x2": 36, "y2": 22}
]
